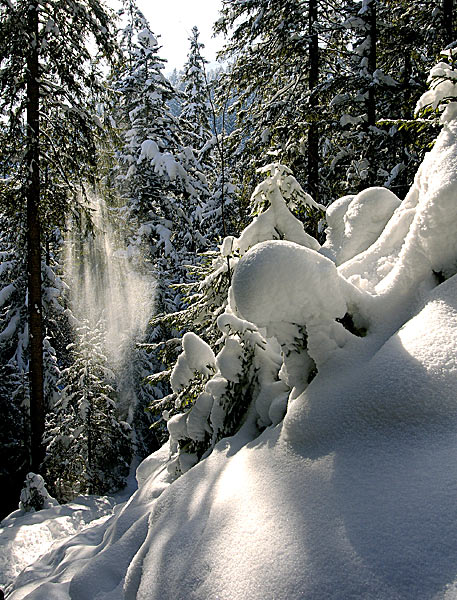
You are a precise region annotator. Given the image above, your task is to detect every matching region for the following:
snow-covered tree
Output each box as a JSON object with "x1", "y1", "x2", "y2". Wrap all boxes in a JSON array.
[
  {"x1": 44, "y1": 318, "x2": 132, "y2": 501},
  {"x1": 324, "y1": 0, "x2": 450, "y2": 199},
  {"x1": 0, "y1": 0, "x2": 118, "y2": 470},
  {"x1": 215, "y1": 0, "x2": 343, "y2": 210},
  {"x1": 0, "y1": 210, "x2": 67, "y2": 516},
  {"x1": 179, "y1": 27, "x2": 213, "y2": 153},
  {"x1": 114, "y1": 4, "x2": 207, "y2": 308},
  {"x1": 150, "y1": 164, "x2": 324, "y2": 475},
  {"x1": 18, "y1": 472, "x2": 58, "y2": 513}
]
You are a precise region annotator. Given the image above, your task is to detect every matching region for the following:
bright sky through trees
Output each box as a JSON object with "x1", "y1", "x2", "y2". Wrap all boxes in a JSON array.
[{"x1": 129, "y1": 0, "x2": 223, "y2": 71}]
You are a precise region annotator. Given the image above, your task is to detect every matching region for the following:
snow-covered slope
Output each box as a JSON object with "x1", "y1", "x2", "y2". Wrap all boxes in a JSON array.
[{"x1": 6, "y1": 88, "x2": 457, "y2": 600}]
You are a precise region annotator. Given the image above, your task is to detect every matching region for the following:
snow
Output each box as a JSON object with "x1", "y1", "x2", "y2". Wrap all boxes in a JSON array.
[
  {"x1": 231, "y1": 240, "x2": 347, "y2": 367},
  {"x1": 170, "y1": 332, "x2": 216, "y2": 392},
  {"x1": 416, "y1": 52, "x2": 457, "y2": 115},
  {"x1": 137, "y1": 28, "x2": 157, "y2": 48},
  {"x1": 6, "y1": 65, "x2": 457, "y2": 600},
  {"x1": 321, "y1": 187, "x2": 401, "y2": 265},
  {"x1": 0, "y1": 495, "x2": 116, "y2": 594},
  {"x1": 234, "y1": 163, "x2": 322, "y2": 256}
]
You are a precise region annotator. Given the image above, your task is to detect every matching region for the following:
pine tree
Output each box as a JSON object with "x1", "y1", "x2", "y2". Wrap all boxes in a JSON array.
[
  {"x1": 324, "y1": 0, "x2": 449, "y2": 199},
  {"x1": 114, "y1": 4, "x2": 207, "y2": 307},
  {"x1": 215, "y1": 0, "x2": 342, "y2": 211}
]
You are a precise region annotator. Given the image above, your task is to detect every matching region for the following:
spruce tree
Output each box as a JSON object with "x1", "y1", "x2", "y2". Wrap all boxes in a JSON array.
[{"x1": 215, "y1": 0, "x2": 341, "y2": 211}]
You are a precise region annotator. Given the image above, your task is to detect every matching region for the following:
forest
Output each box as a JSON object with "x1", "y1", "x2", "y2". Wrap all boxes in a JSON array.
[{"x1": 2, "y1": 0, "x2": 457, "y2": 598}]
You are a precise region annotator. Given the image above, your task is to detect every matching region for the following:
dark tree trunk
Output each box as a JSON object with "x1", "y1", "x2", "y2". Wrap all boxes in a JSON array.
[
  {"x1": 442, "y1": 0, "x2": 454, "y2": 46},
  {"x1": 308, "y1": 0, "x2": 319, "y2": 201},
  {"x1": 365, "y1": 0, "x2": 377, "y2": 187},
  {"x1": 86, "y1": 390, "x2": 93, "y2": 495},
  {"x1": 367, "y1": 0, "x2": 377, "y2": 128},
  {"x1": 26, "y1": 0, "x2": 45, "y2": 472}
]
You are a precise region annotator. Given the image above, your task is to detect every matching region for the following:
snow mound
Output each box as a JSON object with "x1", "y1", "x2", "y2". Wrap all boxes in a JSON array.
[
  {"x1": 170, "y1": 332, "x2": 216, "y2": 392},
  {"x1": 99, "y1": 275, "x2": 457, "y2": 600},
  {"x1": 231, "y1": 240, "x2": 346, "y2": 328},
  {"x1": 321, "y1": 187, "x2": 400, "y2": 265},
  {"x1": 231, "y1": 240, "x2": 348, "y2": 366}
]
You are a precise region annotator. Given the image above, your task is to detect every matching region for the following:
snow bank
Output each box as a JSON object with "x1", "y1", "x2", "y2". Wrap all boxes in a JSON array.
[
  {"x1": 340, "y1": 120, "x2": 457, "y2": 304},
  {"x1": 61, "y1": 272, "x2": 457, "y2": 600},
  {"x1": 5, "y1": 445, "x2": 171, "y2": 600}
]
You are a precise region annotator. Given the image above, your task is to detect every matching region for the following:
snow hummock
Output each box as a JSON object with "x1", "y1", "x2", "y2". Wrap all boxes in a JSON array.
[
  {"x1": 6, "y1": 74, "x2": 457, "y2": 600},
  {"x1": 320, "y1": 187, "x2": 401, "y2": 265},
  {"x1": 231, "y1": 240, "x2": 348, "y2": 367}
]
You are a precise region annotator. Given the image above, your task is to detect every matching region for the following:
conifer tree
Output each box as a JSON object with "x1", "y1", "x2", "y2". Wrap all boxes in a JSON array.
[
  {"x1": 325, "y1": 0, "x2": 449, "y2": 199},
  {"x1": 44, "y1": 318, "x2": 131, "y2": 501},
  {"x1": 215, "y1": 0, "x2": 340, "y2": 211},
  {"x1": 0, "y1": 0, "x2": 118, "y2": 470},
  {"x1": 114, "y1": 4, "x2": 206, "y2": 306}
]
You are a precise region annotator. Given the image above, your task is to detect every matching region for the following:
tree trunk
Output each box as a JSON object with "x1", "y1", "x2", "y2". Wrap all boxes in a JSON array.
[
  {"x1": 367, "y1": 0, "x2": 377, "y2": 128},
  {"x1": 308, "y1": 0, "x2": 319, "y2": 201},
  {"x1": 365, "y1": 0, "x2": 377, "y2": 187},
  {"x1": 26, "y1": 0, "x2": 45, "y2": 472},
  {"x1": 442, "y1": 0, "x2": 454, "y2": 46}
]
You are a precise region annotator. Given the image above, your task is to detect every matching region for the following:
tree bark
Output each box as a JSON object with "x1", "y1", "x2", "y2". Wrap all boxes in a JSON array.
[
  {"x1": 308, "y1": 0, "x2": 319, "y2": 201},
  {"x1": 26, "y1": 0, "x2": 45, "y2": 472},
  {"x1": 367, "y1": 0, "x2": 377, "y2": 128},
  {"x1": 442, "y1": 0, "x2": 454, "y2": 46}
]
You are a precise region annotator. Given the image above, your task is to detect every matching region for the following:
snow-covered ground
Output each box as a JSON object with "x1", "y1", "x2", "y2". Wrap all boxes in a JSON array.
[
  {"x1": 4, "y1": 67, "x2": 457, "y2": 599},
  {"x1": 0, "y1": 495, "x2": 116, "y2": 594}
]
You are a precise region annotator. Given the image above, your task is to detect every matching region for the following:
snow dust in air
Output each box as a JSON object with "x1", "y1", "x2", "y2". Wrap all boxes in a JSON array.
[{"x1": 64, "y1": 193, "x2": 155, "y2": 368}]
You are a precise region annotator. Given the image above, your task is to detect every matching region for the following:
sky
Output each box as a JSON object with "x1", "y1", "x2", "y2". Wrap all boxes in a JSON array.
[{"x1": 129, "y1": 0, "x2": 224, "y2": 73}]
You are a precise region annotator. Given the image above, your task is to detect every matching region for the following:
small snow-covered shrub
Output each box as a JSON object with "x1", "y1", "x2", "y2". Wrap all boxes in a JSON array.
[
  {"x1": 163, "y1": 312, "x2": 284, "y2": 477},
  {"x1": 19, "y1": 473, "x2": 58, "y2": 513}
]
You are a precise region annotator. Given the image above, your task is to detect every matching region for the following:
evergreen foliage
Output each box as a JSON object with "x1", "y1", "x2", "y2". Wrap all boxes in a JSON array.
[
  {"x1": 0, "y1": 0, "x2": 119, "y2": 473},
  {"x1": 44, "y1": 318, "x2": 131, "y2": 502}
]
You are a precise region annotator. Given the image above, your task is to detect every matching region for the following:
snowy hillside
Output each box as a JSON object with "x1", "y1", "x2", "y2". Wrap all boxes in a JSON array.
[{"x1": 5, "y1": 85, "x2": 457, "y2": 600}]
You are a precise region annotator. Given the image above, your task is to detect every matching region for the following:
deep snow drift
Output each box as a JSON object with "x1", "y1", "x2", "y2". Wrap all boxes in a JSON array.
[{"x1": 5, "y1": 87, "x2": 457, "y2": 600}]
